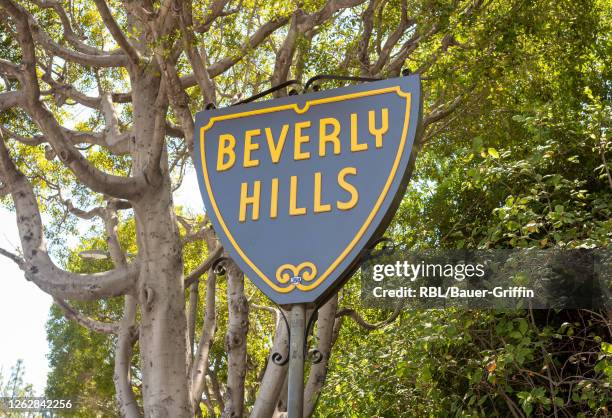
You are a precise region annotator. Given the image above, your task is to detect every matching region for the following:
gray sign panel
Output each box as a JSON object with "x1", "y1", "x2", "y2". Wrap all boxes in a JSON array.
[{"x1": 194, "y1": 75, "x2": 422, "y2": 304}]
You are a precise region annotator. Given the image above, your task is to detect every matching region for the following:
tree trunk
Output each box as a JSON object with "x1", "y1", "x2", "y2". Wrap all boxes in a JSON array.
[
  {"x1": 223, "y1": 260, "x2": 249, "y2": 417},
  {"x1": 250, "y1": 320, "x2": 289, "y2": 417},
  {"x1": 114, "y1": 295, "x2": 141, "y2": 418},
  {"x1": 191, "y1": 270, "x2": 218, "y2": 411},
  {"x1": 134, "y1": 186, "x2": 192, "y2": 417},
  {"x1": 303, "y1": 295, "x2": 338, "y2": 417}
]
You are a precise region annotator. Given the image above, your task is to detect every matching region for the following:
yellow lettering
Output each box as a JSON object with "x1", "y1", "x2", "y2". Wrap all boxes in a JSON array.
[
  {"x1": 350, "y1": 113, "x2": 368, "y2": 152},
  {"x1": 319, "y1": 118, "x2": 341, "y2": 157},
  {"x1": 265, "y1": 125, "x2": 288, "y2": 164},
  {"x1": 337, "y1": 167, "x2": 359, "y2": 210},
  {"x1": 244, "y1": 129, "x2": 261, "y2": 168},
  {"x1": 239, "y1": 181, "x2": 261, "y2": 222},
  {"x1": 289, "y1": 175, "x2": 307, "y2": 216},
  {"x1": 294, "y1": 121, "x2": 311, "y2": 161},
  {"x1": 369, "y1": 108, "x2": 389, "y2": 148},
  {"x1": 217, "y1": 134, "x2": 236, "y2": 171},
  {"x1": 270, "y1": 177, "x2": 279, "y2": 219},
  {"x1": 313, "y1": 172, "x2": 332, "y2": 213}
]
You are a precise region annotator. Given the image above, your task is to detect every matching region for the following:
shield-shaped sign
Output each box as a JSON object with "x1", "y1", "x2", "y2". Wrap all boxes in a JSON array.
[{"x1": 194, "y1": 75, "x2": 421, "y2": 305}]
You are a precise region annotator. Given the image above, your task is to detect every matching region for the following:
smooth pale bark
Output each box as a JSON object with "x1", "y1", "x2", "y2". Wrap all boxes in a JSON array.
[
  {"x1": 104, "y1": 208, "x2": 141, "y2": 418},
  {"x1": 191, "y1": 270, "x2": 218, "y2": 408},
  {"x1": 303, "y1": 295, "x2": 339, "y2": 417},
  {"x1": 54, "y1": 298, "x2": 119, "y2": 334},
  {"x1": 130, "y1": 68, "x2": 192, "y2": 417},
  {"x1": 178, "y1": 1, "x2": 217, "y2": 105},
  {"x1": 92, "y1": 0, "x2": 140, "y2": 64},
  {"x1": 0, "y1": 135, "x2": 138, "y2": 300},
  {"x1": 272, "y1": 374, "x2": 289, "y2": 418},
  {"x1": 0, "y1": 91, "x2": 22, "y2": 110},
  {"x1": 188, "y1": 280, "x2": 199, "y2": 360},
  {"x1": 185, "y1": 246, "x2": 223, "y2": 287},
  {"x1": 250, "y1": 313, "x2": 289, "y2": 417},
  {"x1": 134, "y1": 189, "x2": 192, "y2": 418},
  {"x1": 223, "y1": 260, "x2": 249, "y2": 417},
  {"x1": 115, "y1": 295, "x2": 141, "y2": 418}
]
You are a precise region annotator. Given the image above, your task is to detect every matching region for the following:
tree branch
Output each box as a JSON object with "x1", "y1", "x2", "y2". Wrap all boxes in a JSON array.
[
  {"x1": 0, "y1": 57, "x2": 19, "y2": 78},
  {"x1": 41, "y1": 71, "x2": 102, "y2": 108},
  {"x1": 2, "y1": 125, "x2": 131, "y2": 156},
  {"x1": 63, "y1": 200, "x2": 105, "y2": 220},
  {"x1": 0, "y1": 91, "x2": 22, "y2": 111},
  {"x1": 335, "y1": 302, "x2": 403, "y2": 331},
  {"x1": 0, "y1": 133, "x2": 138, "y2": 300},
  {"x1": 297, "y1": 0, "x2": 368, "y2": 31},
  {"x1": 180, "y1": 16, "x2": 289, "y2": 89},
  {"x1": 369, "y1": 0, "x2": 413, "y2": 75},
  {"x1": 30, "y1": 19, "x2": 129, "y2": 67},
  {"x1": 39, "y1": 72, "x2": 132, "y2": 108},
  {"x1": 0, "y1": 247, "x2": 25, "y2": 269},
  {"x1": 184, "y1": 245, "x2": 223, "y2": 287},
  {"x1": 357, "y1": 0, "x2": 376, "y2": 76},
  {"x1": 423, "y1": 93, "x2": 465, "y2": 128},
  {"x1": 93, "y1": 0, "x2": 140, "y2": 64},
  {"x1": 54, "y1": 297, "x2": 119, "y2": 334},
  {"x1": 187, "y1": 279, "x2": 199, "y2": 364},
  {"x1": 271, "y1": 0, "x2": 368, "y2": 90},
  {"x1": 30, "y1": 0, "x2": 124, "y2": 57},
  {"x1": 160, "y1": 67, "x2": 194, "y2": 152},
  {"x1": 178, "y1": 2, "x2": 217, "y2": 105},
  {"x1": 1, "y1": 0, "x2": 146, "y2": 200},
  {"x1": 194, "y1": 0, "x2": 232, "y2": 33},
  {"x1": 270, "y1": 10, "x2": 302, "y2": 92}
]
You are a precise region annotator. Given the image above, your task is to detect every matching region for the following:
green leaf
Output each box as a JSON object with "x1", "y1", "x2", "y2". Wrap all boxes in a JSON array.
[{"x1": 518, "y1": 318, "x2": 529, "y2": 335}]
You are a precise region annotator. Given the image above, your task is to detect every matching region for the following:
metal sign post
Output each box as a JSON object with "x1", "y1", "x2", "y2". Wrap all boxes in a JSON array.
[{"x1": 287, "y1": 304, "x2": 306, "y2": 418}]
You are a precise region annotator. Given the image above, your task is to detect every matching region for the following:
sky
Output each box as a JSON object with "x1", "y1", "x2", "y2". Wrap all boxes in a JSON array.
[
  {"x1": 0, "y1": 167, "x2": 201, "y2": 394},
  {"x1": 0, "y1": 208, "x2": 52, "y2": 394}
]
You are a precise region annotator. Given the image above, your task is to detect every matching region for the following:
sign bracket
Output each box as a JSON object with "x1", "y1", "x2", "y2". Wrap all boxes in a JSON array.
[{"x1": 269, "y1": 299, "x2": 325, "y2": 417}]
